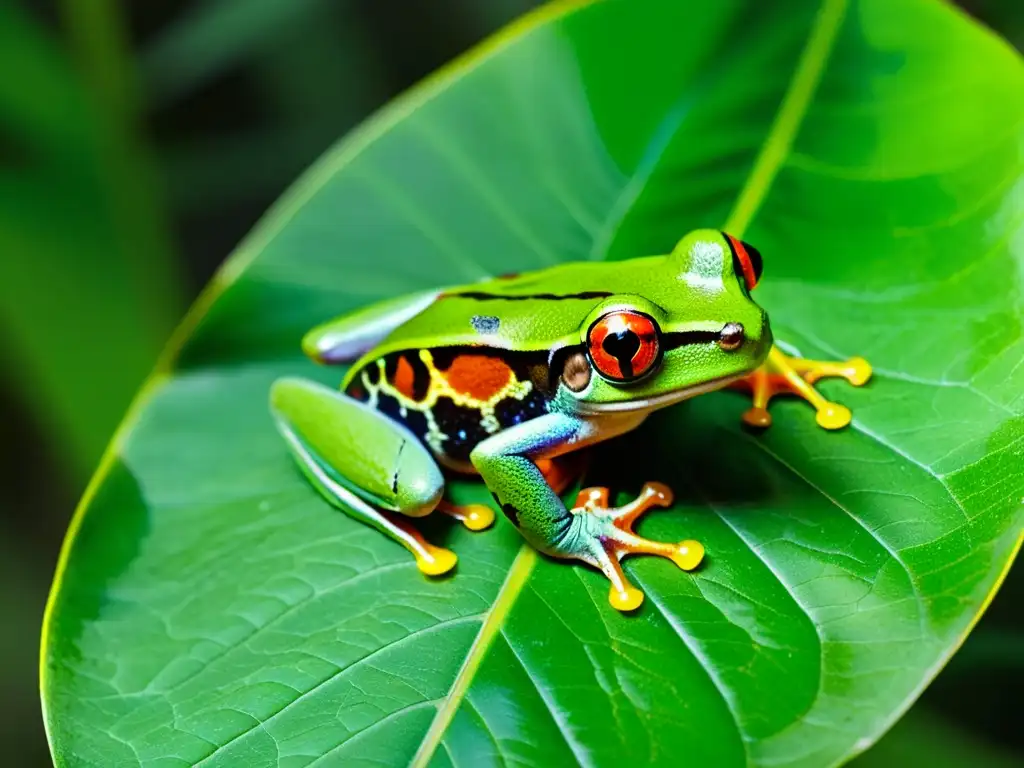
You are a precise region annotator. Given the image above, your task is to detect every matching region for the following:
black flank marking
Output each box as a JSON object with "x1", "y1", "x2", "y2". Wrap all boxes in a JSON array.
[
  {"x1": 405, "y1": 351, "x2": 431, "y2": 400},
  {"x1": 374, "y1": 391, "x2": 431, "y2": 446},
  {"x1": 377, "y1": 391, "x2": 402, "y2": 422},
  {"x1": 742, "y1": 241, "x2": 763, "y2": 283},
  {"x1": 430, "y1": 346, "x2": 458, "y2": 371},
  {"x1": 344, "y1": 359, "x2": 381, "y2": 396},
  {"x1": 382, "y1": 350, "x2": 430, "y2": 399},
  {"x1": 451, "y1": 291, "x2": 613, "y2": 302},
  {"x1": 347, "y1": 383, "x2": 367, "y2": 402},
  {"x1": 501, "y1": 503, "x2": 521, "y2": 526},
  {"x1": 365, "y1": 361, "x2": 381, "y2": 385},
  {"x1": 432, "y1": 396, "x2": 491, "y2": 462},
  {"x1": 402, "y1": 408, "x2": 430, "y2": 443},
  {"x1": 494, "y1": 390, "x2": 548, "y2": 429}
]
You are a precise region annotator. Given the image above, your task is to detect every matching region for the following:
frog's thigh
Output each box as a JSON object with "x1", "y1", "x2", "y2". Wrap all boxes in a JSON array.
[{"x1": 270, "y1": 377, "x2": 455, "y2": 575}]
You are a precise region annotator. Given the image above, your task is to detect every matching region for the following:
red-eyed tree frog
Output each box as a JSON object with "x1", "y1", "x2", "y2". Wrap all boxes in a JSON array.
[{"x1": 270, "y1": 230, "x2": 870, "y2": 611}]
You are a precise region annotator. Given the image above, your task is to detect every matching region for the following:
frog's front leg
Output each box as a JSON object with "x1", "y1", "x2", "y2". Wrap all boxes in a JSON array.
[
  {"x1": 731, "y1": 346, "x2": 872, "y2": 430},
  {"x1": 471, "y1": 413, "x2": 703, "y2": 612},
  {"x1": 270, "y1": 377, "x2": 460, "y2": 575}
]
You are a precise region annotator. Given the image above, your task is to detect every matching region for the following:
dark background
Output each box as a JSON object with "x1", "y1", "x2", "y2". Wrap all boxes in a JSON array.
[{"x1": 2, "y1": 2, "x2": 1021, "y2": 765}]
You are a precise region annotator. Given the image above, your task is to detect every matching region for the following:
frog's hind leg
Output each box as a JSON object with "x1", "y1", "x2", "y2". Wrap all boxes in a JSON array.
[
  {"x1": 302, "y1": 289, "x2": 440, "y2": 364},
  {"x1": 731, "y1": 346, "x2": 871, "y2": 430},
  {"x1": 471, "y1": 413, "x2": 701, "y2": 612},
  {"x1": 435, "y1": 454, "x2": 584, "y2": 532},
  {"x1": 270, "y1": 377, "x2": 456, "y2": 576}
]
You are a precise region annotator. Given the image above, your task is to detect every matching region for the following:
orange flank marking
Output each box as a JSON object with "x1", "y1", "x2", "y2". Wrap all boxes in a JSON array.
[
  {"x1": 443, "y1": 355, "x2": 514, "y2": 400},
  {"x1": 393, "y1": 355, "x2": 418, "y2": 399}
]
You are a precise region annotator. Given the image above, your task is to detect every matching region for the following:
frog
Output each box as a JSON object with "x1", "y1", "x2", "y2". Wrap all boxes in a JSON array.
[{"x1": 270, "y1": 229, "x2": 871, "y2": 611}]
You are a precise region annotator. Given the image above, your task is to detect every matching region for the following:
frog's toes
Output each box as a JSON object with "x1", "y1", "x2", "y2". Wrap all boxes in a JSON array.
[
  {"x1": 802, "y1": 355, "x2": 872, "y2": 387},
  {"x1": 742, "y1": 405, "x2": 773, "y2": 429},
  {"x1": 732, "y1": 347, "x2": 872, "y2": 430},
  {"x1": 608, "y1": 579, "x2": 645, "y2": 612},
  {"x1": 845, "y1": 356, "x2": 872, "y2": 386},
  {"x1": 460, "y1": 505, "x2": 496, "y2": 531},
  {"x1": 587, "y1": 531, "x2": 705, "y2": 612},
  {"x1": 437, "y1": 500, "x2": 496, "y2": 532},
  {"x1": 415, "y1": 546, "x2": 458, "y2": 576},
  {"x1": 569, "y1": 482, "x2": 704, "y2": 612},
  {"x1": 377, "y1": 510, "x2": 459, "y2": 576},
  {"x1": 815, "y1": 402, "x2": 852, "y2": 430}
]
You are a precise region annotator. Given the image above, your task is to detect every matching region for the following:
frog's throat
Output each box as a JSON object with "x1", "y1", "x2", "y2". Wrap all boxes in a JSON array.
[{"x1": 573, "y1": 372, "x2": 747, "y2": 415}]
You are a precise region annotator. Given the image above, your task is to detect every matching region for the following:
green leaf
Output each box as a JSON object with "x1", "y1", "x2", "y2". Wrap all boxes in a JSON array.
[{"x1": 42, "y1": 0, "x2": 1024, "y2": 765}]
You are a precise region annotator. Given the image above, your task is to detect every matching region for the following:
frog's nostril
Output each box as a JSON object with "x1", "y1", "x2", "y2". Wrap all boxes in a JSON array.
[{"x1": 717, "y1": 322, "x2": 745, "y2": 351}]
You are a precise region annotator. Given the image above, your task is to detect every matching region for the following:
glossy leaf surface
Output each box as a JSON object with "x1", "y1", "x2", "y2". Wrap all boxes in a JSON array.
[{"x1": 43, "y1": 0, "x2": 1024, "y2": 765}]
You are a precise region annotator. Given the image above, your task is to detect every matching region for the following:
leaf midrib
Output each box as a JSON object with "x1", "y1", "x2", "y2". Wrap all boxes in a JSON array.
[
  {"x1": 411, "y1": 547, "x2": 538, "y2": 768},
  {"x1": 43, "y1": 0, "x2": 849, "y2": 762},
  {"x1": 410, "y1": 0, "x2": 848, "y2": 763}
]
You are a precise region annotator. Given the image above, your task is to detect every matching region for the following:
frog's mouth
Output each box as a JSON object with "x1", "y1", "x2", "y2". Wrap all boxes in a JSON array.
[{"x1": 575, "y1": 371, "x2": 747, "y2": 415}]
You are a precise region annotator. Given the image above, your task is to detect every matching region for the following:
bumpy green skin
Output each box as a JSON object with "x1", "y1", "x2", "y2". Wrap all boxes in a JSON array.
[
  {"x1": 341, "y1": 230, "x2": 771, "y2": 405},
  {"x1": 270, "y1": 229, "x2": 771, "y2": 565}
]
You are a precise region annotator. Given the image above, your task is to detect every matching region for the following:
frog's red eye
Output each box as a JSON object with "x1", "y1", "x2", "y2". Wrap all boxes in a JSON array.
[
  {"x1": 587, "y1": 311, "x2": 660, "y2": 383},
  {"x1": 724, "y1": 233, "x2": 763, "y2": 291}
]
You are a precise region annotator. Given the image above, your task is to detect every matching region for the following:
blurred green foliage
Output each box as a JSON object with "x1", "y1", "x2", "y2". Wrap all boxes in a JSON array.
[
  {"x1": 1, "y1": 0, "x2": 1021, "y2": 766},
  {"x1": 0, "y1": 1, "x2": 180, "y2": 477}
]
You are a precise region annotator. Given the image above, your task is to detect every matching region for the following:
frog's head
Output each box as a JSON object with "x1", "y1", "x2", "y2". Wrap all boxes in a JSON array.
[{"x1": 558, "y1": 229, "x2": 772, "y2": 414}]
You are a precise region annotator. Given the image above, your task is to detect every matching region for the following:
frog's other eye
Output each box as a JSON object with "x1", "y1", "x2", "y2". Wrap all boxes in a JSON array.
[
  {"x1": 587, "y1": 310, "x2": 660, "y2": 383},
  {"x1": 724, "y1": 233, "x2": 763, "y2": 291}
]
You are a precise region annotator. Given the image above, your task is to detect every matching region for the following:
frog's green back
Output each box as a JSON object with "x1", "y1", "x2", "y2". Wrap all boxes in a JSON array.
[
  {"x1": 368, "y1": 255, "x2": 670, "y2": 359},
  {"x1": 339, "y1": 228, "x2": 763, "y2": 388}
]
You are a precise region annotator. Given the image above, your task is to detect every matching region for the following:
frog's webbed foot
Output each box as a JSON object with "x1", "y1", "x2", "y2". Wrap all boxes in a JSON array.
[
  {"x1": 570, "y1": 482, "x2": 704, "y2": 612},
  {"x1": 731, "y1": 346, "x2": 871, "y2": 430}
]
